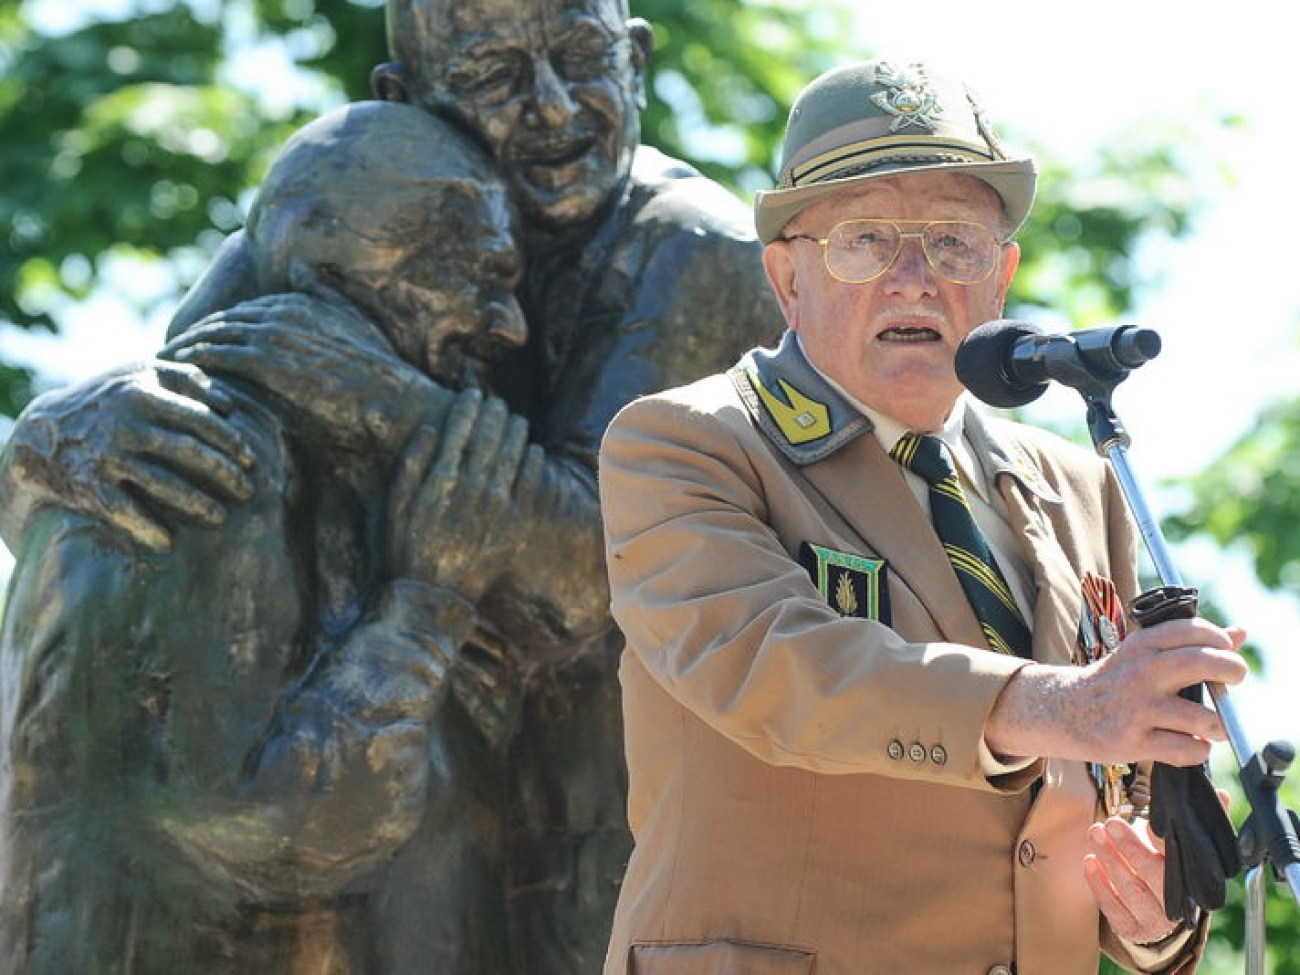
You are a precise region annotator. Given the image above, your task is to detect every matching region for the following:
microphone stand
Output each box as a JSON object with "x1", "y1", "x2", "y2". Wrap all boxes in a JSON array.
[{"x1": 1061, "y1": 355, "x2": 1300, "y2": 972}]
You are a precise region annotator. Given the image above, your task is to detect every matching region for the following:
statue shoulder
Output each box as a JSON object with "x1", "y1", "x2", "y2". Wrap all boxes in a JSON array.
[
  {"x1": 168, "y1": 229, "x2": 261, "y2": 338},
  {"x1": 627, "y1": 147, "x2": 758, "y2": 244}
]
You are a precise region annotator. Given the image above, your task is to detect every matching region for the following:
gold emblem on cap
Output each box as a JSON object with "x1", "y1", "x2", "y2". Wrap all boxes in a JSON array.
[{"x1": 870, "y1": 62, "x2": 942, "y2": 132}]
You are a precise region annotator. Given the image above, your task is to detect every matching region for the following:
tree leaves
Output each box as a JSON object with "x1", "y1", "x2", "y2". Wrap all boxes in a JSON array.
[{"x1": 0, "y1": 0, "x2": 1205, "y2": 428}]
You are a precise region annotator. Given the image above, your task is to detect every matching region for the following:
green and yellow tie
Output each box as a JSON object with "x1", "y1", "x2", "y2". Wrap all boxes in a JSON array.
[{"x1": 890, "y1": 433, "x2": 1032, "y2": 658}]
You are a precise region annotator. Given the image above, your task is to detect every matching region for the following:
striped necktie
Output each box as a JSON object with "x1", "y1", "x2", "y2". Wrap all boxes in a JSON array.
[{"x1": 890, "y1": 433, "x2": 1032, "y2": 658}]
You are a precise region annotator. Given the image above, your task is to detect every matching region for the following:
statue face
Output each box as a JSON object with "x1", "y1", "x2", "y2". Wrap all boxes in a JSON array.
[
  {"x1": 410, "y1": 0, "x2": 649, "y2": 233},
  {"x1": 342, "y1": 181, "x2": 526, "y2": 390}
]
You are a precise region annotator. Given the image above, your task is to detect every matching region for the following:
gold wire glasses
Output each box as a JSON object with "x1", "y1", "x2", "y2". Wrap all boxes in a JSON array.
[{"x1": 777, "y1": 218, "x2": 1006, "y2": 285}]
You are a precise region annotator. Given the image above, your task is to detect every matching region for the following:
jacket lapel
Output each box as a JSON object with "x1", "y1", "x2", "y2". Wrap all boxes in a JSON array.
[
  {"x1": 799, "y1": 434, "x2": 990, "y2": 650},
  {"x1": 966, "y1": 413, "x2": 1081, "y2": 666},
  {"x1": 730, "y1": 334, "x2": 989, "y2": 649},
  {"x1": 731, "y1": 334, "x2": 1087, "y2": 658}
]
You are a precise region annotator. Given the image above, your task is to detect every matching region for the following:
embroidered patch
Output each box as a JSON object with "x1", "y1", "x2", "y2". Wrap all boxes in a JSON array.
[
  {"x1": 799, "y1": 542, "x2": 891, "y2": 624},
  {"x1": 745, "y1": 368, "x2": 831, "y2": 445}
]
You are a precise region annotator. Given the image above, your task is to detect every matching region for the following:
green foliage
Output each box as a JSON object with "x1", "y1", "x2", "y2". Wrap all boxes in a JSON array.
[
  {"x1": 1168, "y1": 396, "x2": 1300, "y2": 599},
  {"x1": 634, "y1": 0, "x2": 846, "y2": 195},
  {"x1": 1011, "y1": 122, "x2": 1203, "y2": 326},
  {"x1": 0, "y1": 0, "x2": 1208, "y2": 422},
  {"x1": 0, "y1": 362, "x2": 34, "y2": 418},
  {"x1": 249, "y1": 0, "x2": 385, "y2": 101},
  {"x1": 2, "y1": 4, "x2": 260, "y2": 329}
]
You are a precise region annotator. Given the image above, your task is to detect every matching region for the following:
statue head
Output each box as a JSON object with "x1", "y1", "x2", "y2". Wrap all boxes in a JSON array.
[
  {"x1": 375, "y1": 0, "x2": 653, "y2": 235},
  {"x1": 245, "y1": 100, "x2": 526, "y2": 389}
]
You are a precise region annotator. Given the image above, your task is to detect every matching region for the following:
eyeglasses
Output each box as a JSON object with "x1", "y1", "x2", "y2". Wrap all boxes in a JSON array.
[{"x1": 776, "y1": 219, "x2": 1006, "y2": 285}]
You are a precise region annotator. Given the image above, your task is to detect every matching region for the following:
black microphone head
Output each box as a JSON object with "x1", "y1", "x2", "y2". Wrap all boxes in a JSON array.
[
  {"x1": 1114, "y1": 326, "x2": 1162, "y2": 368},
  {"x1": 955, "y1": 320, "x2": 1050, "y2": 408}
]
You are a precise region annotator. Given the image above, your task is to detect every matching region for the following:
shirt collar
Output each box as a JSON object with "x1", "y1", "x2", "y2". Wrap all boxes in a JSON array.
[{"x1": 796, "y1": 335, "x2": 993, "y2": 502}]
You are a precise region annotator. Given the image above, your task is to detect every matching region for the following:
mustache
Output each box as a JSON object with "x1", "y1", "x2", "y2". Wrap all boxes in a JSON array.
[{"x1": 506, "y1": 129, "x2": 598, "y2": 162}]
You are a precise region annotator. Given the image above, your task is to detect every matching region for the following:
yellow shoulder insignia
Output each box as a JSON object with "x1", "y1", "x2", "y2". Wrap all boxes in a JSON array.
[{"x1": 746, "y1": 370, "x2": 831, "y2": 444}]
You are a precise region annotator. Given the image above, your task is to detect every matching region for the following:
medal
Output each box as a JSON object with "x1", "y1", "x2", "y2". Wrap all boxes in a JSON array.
[{"x1": 1076, "y1": 573, "x2": 1147, "y2": 820}]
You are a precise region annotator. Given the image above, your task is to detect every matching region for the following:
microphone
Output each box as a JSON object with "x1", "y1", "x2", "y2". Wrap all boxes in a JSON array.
[{"x1": 955, "y1": 320, "x2": 1162, "y2": 407}]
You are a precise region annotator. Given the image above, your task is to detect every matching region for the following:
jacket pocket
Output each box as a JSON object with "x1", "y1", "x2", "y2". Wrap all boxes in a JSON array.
[{"x1": 629, "y1": 939, "x2": 814, "y2": 974}]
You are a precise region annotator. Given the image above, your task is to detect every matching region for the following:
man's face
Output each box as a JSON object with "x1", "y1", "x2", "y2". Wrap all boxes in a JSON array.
[
  {"x1": 345, "y1": 181, "x2": 527, "y2": 389},
  {"x1": 408, "y1": 0, "x2": 649, "y2": 233},
  {"x1": 762, "y1": 171, "x2": 1020, "y2": 432}
]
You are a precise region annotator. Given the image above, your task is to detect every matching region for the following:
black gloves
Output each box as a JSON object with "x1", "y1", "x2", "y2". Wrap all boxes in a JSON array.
[{"x1": 1130, "y1": 585, "x2": 1242, "y2": 923}]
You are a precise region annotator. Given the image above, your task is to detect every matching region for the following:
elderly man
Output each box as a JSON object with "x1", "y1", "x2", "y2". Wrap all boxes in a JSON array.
[{"x1": 598, "y1": 60, "x2": 1248, "y2": 975}]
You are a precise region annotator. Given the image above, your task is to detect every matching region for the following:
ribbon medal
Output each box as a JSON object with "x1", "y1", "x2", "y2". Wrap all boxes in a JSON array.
[{"x1": 1077, "y1": 572, "x2": 1149, "y2": 820}]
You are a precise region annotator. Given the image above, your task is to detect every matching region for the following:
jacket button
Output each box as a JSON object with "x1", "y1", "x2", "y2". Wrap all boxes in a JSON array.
[
  {"x1": 987, "y1": 966, "x2": 1013, "y2": 975},
  {"x1": 1018, "y1": 840, "x2": 1036, "y2": 867},
  {"x1": 908, "y1": 742, "x2": 927, "y2": 763},
  {"x1": 930, "y1": 744, "x2": 948, "y2": 766},
  {"x1": 887, "y1": 739, "x2": 905, "y2": 760}
]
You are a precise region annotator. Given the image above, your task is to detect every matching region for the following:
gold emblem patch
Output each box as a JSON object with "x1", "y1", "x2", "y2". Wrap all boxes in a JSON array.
[{"x1": 799, "y1": 542, "x2": 890, "y2": 624}]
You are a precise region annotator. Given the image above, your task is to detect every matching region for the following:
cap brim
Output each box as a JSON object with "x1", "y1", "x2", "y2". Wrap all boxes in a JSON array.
[{"x1": 754, "y1": 157, "x2": 1036, "y2": 244}]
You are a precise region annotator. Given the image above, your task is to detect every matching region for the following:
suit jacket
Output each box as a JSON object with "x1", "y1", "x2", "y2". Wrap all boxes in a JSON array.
[{"x1": 598, "y1": 332, "x2": 1203, "y2": 974}]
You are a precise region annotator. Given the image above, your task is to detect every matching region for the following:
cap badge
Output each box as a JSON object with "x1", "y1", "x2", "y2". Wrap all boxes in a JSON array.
[{"x1": 870, "y1": 62, "x2": 942, "y2": 132}]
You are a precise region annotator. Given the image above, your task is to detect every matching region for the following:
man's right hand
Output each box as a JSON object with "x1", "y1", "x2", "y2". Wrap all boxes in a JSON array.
[
  {"x1": 0, "y1": 360, "x2": 255, "y2": 553},
  {"x1": 984, "y1": 617, "x2": 1249, "y2": 767}
]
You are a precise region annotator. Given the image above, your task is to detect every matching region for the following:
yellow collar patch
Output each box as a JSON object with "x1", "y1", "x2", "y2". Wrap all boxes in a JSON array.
[{"x1": 746, "y1": 370, "x2": 831, "y2": 444}]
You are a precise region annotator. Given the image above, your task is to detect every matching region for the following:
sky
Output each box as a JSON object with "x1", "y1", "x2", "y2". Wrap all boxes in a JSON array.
[{"x1": 2, "y1": 0, "x2": 1299, "y2": 751}]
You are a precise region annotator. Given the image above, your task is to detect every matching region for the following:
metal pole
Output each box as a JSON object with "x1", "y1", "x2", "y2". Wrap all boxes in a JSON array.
[
  {"x1": 1104, "y1": 441, "x2": 1270, "y2": 778},
  {"x1": 1244, "y1": 866, "x2": 1266, "y2": 975}
]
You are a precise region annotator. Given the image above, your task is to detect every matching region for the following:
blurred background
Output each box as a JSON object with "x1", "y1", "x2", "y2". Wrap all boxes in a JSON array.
[{"x1": 2, "y1": 0, "x2": 1297, "y2": 967}]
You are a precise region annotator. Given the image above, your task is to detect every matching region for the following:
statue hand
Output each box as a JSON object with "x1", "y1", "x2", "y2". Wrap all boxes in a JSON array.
[
  {"x1": 1, "y1": 360, "x2": 256, "y2": 552},
  {"x1": 163, "y1": 291, "x2": 450, "y2": 454},
  {"x1": 387, "y1": 388, "x2": 543, "y2": 602}
]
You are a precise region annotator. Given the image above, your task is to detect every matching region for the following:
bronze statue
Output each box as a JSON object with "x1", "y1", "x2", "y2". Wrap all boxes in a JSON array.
[
  {"x1": 0, "y1": 0, "x2": 779, "y2": 971},
  {"x1": 1, "y1": 99, "x2": 553, "y2": 973}
]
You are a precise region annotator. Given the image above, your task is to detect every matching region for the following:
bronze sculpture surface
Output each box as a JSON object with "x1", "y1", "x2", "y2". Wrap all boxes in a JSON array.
[{"x1": 0, "y1": 0, "x2": 779, "y2": 970}]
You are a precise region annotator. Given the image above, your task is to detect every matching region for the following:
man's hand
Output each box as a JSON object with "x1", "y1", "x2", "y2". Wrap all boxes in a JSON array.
[
  {"x1": 0, "y1": 360, "x2": 255, "y2": 552},
  {"x1": 1084, "y1": 816, "x2": 1186, "y2": 945},
  {"x1": 387, "y1": 388, "x2": 543, "y2": 601},
  {"x1": 985, "y1": 617, "x2": 1248, "y2": 766},
  {"x1": 163, "y1": 291, "x2": 450, "y2": 455}
]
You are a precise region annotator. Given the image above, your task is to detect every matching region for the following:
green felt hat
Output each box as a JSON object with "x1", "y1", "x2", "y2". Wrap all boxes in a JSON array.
[{"x1": 755, "y1": 60, "x2": 1036, "y2": 243}]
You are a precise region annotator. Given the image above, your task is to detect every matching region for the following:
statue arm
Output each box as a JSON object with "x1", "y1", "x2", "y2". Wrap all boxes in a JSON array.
[
  {"x1": 0, "y1": 401, "x2": 480, "y2": 904},
  {"x1": 492, "y1": 210, "x2": 781, "y2": 661},
  {"x1": 167, "y1": 385, "x2": 547, "y2": 896},
  {"x1": 0, "y1": 361, "x2": 257, "y2": 553},
  {"x1": 166, "y1": 229, "x2": 262, "y2": 340},
  {"x1": 0, "y1": 229, "x2": 264, "y2": 551},
  {"x1": 476, "y1": 450, "x2": 610, "y2": 664},
  {"x1": 161, "y1": 579, "x2": 477, "y2": 899},
  {"x1": 162, "y1": 388, "x2": 535, "y2": 897}
]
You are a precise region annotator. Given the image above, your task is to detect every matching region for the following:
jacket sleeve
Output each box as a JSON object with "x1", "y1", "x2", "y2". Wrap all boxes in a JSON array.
[{"x1": 599, "y1": 391, "x2": 1035, "y2": 790}]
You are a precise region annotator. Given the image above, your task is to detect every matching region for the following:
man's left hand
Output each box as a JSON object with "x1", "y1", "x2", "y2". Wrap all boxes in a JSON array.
[{"x1": 1084, "y1": 816, "x2": 1185, "y2": 945}]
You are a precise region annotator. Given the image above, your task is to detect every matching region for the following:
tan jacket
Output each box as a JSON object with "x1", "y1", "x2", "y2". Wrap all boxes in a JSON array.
[{"x1": 598, "y1": 335, "x2": 1203, "y2": 974}]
